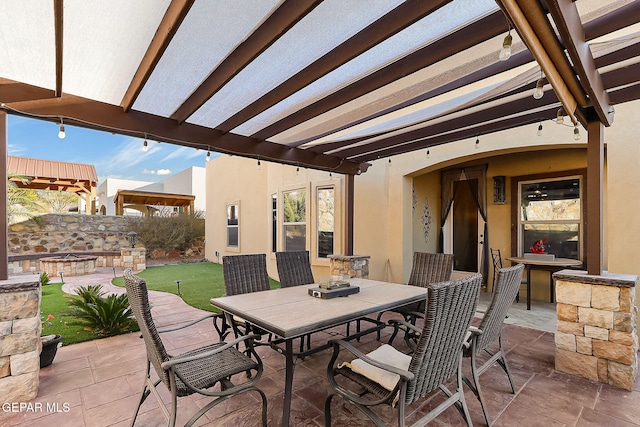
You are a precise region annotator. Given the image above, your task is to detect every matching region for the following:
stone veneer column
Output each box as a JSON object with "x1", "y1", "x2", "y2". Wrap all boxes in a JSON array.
[
  {"x1": 554, "y1": 270, "x2": 638, "y2": 391},
  {"x1": 327, "y1": 255, "x2": 370, "y2": 279},
  {"x1": 0, "y1": 278, "x2": 41, "y2": 403},
  {"x1": 118, "y1": 248, "x2": 146, "y2": 272}
]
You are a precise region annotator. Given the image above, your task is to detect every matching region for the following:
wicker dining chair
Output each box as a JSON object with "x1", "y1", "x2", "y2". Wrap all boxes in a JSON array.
[
  {"x1": 276, "y1": 250, "x2": 315, "y2": 288},
  {"x1": 490, "y1": 248, "x2": 521, "y2": 302},
  {"x1": 123, "y1": 269, "x2": 267, "y2": 427},
  {"x1": 222, "y1": 254, "x2": 272, "y2": 341},
  {"x1": 325, "y1": 273, "x2": 482, "y2": 427},
  {"x1": 376, "y1": 252, "x2": 454, "y2": 340},
  {"x1": 462, "y1": 263, "x2": 525, "y2": 427}
]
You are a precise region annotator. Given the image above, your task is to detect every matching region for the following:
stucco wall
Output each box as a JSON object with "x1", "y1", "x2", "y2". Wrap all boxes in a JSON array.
[{"x1": 205, "y1": 155, "x2": 345, "y2": 280}]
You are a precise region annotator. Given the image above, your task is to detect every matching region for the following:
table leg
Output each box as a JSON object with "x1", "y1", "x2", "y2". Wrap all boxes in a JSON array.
[
  {"x1": 526, "y1": 266, "x2": 532, "y2": 310},
  {"x1": 282, "y1": 339, "x2": 295, "y2": 427}
]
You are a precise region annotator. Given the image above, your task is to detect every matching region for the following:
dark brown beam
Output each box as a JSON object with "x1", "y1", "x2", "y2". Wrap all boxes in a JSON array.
[
  {"x1": 345, "y1": 174, "x2": 354, "y2": 256},
  {"x1": 289, "y1": 14, "x2": 640, "y2": 149},
  {"x1": 586, "y1": 120, "x2": 603, "y2": 275},
  {"x1": 0, "y1": 78, "x2": 368, "y2": 175},
  {"x1": 250, "y1": 10, "x2": 508, "y2": 141},
  {"x1": 171, "y1": 0, "x2": 322, "y2": 123},
  {"x1": 217, "y1": 0, "x2": 452, "y2": 133},
  {"x1": 583, "y1": 1, "x2": 640, "y2": 40},
  {"x1": 121, "y1": 0, "x2": 195, "y2": 112},
  {"x1": 291, "y1": 49, "x2": 534, "y2": 149},
  {"x1": 54, "y1": 0, "x2": 63, "y2": 97},
  {"x1": 349, "y1": 107, "x2": 558, "y2": 163},
  {"x1": 0, "y1": 111, "x2": 7, "y2": 280},
  {"x1": 325, "y1": 90, "x2": 561, "y2": 159},
  {"x1": 547, "y1": 0, "x2": 613, "y2": 126}
]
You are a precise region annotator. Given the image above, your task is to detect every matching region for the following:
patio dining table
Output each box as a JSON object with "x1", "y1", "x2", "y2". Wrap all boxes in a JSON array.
[
  {"x1": 505, "y1": 256, "x2": 583, "y2": 310},
  {"x1": 210, "y1": 277, "x2": 427, "y2": 427}
]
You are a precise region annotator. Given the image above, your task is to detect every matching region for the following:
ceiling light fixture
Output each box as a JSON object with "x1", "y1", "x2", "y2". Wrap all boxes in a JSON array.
[
  {"x1": 58, "y1": 118, "x2": 65, "y2": 139},
  {"x1": 499, "y1": 26, "x2": 512, "y2": 61},
  {"x1": 475, "y1": 136, "x2": 480, "y2": 149},
  {"x1": 388, "y1": 158, "x2": 392, "y2": 166},
  {"x1": 426, "y1": 149, "x2": 430, "y2": 159},
  {"x1": 142, "y1": 135, "x2": 148, "y2": 152},
  {"x1": 296, "y1": 165, "x2": 300, "y2": 175},
  {"x1": 537, "y1": 122, "x2": 543, "y2": 136},
  {"x1": 556, "y1": 107, "x2": 566, "y2": 125},
  {"x1": 573, "y1": 124, "x2": 580, "y2": 140},
  {"x1": 533, "y1": 72, "x2": 545, "y2": 100},
  {"x1": 205, "y1": 147, "x2": 211, "y2": 162}
]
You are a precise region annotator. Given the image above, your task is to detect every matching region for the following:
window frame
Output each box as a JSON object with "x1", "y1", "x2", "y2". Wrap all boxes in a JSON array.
[
  {"x1": 315, "y1": 185, "x2": 335, "y2": 259},
  {"x1": 226, "y1": 201, "x2": 240, "y2": 252},
  {"x1": 282, "y1": 187, "x2": 307, "y2": 253},
  {"x1": 510, "y1": 169, "x2": 586, "y2": 261}
]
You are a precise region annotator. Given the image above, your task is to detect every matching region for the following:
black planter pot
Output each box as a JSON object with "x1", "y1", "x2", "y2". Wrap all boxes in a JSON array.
[{"x1": 40, "y1": 334, "x2": 63, "y2": 368}]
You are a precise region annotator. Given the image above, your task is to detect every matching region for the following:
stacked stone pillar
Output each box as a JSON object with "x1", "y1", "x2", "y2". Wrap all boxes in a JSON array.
[
  {"x1": 554, "y1": 270, "x2": 638, "y2": 390},
  {"x1": 328, "y1": 254, "x2": 370, "y2": 279},
  {"x1": 0, "y1": 279, "x2": 41, "y2": 403},
  {"x1": 116, "y1": 247, "x2": 146, "y2": 272}
]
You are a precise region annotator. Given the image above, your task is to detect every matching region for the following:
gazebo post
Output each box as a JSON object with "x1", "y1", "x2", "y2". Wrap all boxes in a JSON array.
[
  {"x1": 586, "y1": 120, "x2": 604, "y2": 275},
  {"x1": 0, "y1": 111, "x2": 7, "y2": 280}
]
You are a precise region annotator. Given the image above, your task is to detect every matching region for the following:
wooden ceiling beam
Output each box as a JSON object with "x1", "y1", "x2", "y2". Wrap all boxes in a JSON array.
[
  {"x1": 330, "y1": 91, "x2": 560, "y2": 160},
  {"x1": 0, "y1": 78, "x2": 368, "y2": 175},
  {"x1": 250, "y1": 10, "x2": 508, "y2": 141},
  {"x1": 216, "y1": 0, "x2": 453, "y2": 133},
  {"x1": 121, "y1": 0, "x2": 195, "y2": 112},
  {"x1": 54, "y1": 0, "x2": 63, "y2": 97},
  {"x1": 171, "y1": 0, "x2": 322, "y2": 123},
  {"x1": 546, "y1": 0, "x2": 613, "y2": 126}
]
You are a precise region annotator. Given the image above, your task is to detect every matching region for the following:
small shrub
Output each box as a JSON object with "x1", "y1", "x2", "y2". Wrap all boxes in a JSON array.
[
  {"x1": 128, "y1": 209, "x2": 205, "y2": 254},
  {"x1": 39, "y1": 272, "x2": 51, "y2": 286},
  {"x1": 64, "y1": 285, "x2": 138, "y2": 337}
]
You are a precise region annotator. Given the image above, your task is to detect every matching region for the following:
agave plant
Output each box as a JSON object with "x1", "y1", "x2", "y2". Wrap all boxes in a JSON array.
[{"x1": 64, "y1": 285, "x2": 138, "y2": 336}]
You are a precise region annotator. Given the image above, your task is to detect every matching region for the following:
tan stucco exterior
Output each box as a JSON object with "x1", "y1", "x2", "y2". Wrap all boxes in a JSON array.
[{"x1": 206, "y1": 99, "x2": 640, "y2": 335}]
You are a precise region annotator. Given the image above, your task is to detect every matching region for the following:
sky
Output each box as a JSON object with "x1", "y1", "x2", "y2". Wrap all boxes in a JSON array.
[{"x1": 7, "y1": 115, "x2": 220, "y2": 183}]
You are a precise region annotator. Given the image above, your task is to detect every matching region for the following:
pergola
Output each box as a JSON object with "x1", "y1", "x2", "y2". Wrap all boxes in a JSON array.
[
  {"x1": 1, "y1": 0, "x2": 639, "y2": 280},
  {"x1": 7, "y1": 155, "x2": 97, "y2": 214},
  {"x1": 113, "y1": 190, "x2": 195, "y2": 216}
]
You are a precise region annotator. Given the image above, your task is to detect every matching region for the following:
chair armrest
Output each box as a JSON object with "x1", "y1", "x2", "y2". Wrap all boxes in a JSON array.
[
  {"x1": 161, "y1": 333, "x2": 261, "y2": 369},
  {"x1": 157, "y1": 313, "x2": 223, "y2": 333},
  {"x1": 462, "y1": 326, "x2": 483, "y2": 350},
  {"x1": 329, "y1": 338, "x2": 414, "y2": 381},
  {"x1": 388, "y1": 318, "x2": 421, "y2": 335},
  {"x1": 468, "y1": 325, "x2": 483, "y2": 336}
]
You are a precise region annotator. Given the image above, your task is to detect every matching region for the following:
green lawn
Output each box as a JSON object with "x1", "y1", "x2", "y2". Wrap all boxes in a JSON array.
[
  {"x1": 40, "y1": 262, "x2": 280, "y2": 346},
  {"x1": 111, "y1": 262, "x2": 280, "y2": 312}
]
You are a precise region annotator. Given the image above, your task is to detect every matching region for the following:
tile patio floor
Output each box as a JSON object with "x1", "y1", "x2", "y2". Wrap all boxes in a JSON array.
[{"x1": 2, "y1": 268, "x2": 639, "y2": 426}]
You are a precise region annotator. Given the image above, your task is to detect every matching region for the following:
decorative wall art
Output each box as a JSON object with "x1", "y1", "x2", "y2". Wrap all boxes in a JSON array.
[{"x1": 421, "y1": 198, "x2": 433, "y2": 243}]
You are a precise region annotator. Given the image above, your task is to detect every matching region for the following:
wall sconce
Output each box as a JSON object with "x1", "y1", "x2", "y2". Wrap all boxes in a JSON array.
[
  {"x1": 127, "y1": 231, "x2": 138, "y2": 248},
  {"x1": 493, "y1": 176, "x2": 506, "y2": 204}
]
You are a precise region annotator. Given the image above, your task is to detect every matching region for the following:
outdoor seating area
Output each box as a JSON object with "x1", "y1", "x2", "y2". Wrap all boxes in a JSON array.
[{"x1": 2, "y1": 266, "x2": 638, "y2": 426}]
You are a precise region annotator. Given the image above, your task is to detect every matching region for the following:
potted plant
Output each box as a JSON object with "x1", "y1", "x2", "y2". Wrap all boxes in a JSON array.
[{"x1": 40, "y1": 315, "x2": 63, "y2": 368}]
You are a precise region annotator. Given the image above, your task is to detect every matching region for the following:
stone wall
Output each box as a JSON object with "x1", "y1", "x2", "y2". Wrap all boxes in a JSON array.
[
  {"x1": 328, "y1": 255, "x2": 370, "y2": 279},
  {"x1": 118, "y1": 248, "x2": 146, "y2": 272},
  {"x1": 9, "y1": 214, "x2": 132, "y2": 257},
  {"x1": 0, "y1": 279, "x2": 41, "y2": 403},
  {"x1": 554, "y1": 270, "x2": 638, "y2": 391}
]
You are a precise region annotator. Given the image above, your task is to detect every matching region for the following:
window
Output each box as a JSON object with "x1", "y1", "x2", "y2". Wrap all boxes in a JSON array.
[
  {"x1": 317, "y1": 187, "x2": 334, "y2": 258},
  {"x1": 271, "y1": 194, "x2": 277, "y2": 253},
  {"x1": 283, "y1": 189, "x2": 306, "y2": 252},
  {"x1": 226, "y1": 203, "x2": 239, "y2": 248},
  {"x1": 518, "y1": 176, "x2": 582, "y2": 259}
]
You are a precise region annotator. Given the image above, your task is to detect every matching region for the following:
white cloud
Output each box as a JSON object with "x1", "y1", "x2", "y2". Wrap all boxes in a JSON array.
[
  {"x1": 161, "y1": 145, "x2": 201, "y2": 162},
  {"x1": 142, "y1": 169, "x2": 156, "y2": 175},
  {"x1": 157, "y1": 169, "x2": 172, "y2": 175}
]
